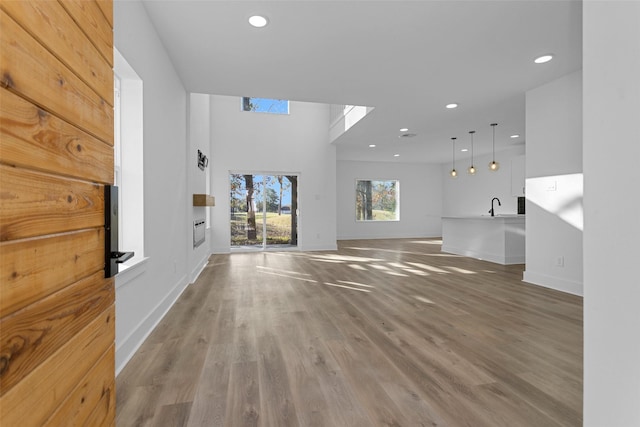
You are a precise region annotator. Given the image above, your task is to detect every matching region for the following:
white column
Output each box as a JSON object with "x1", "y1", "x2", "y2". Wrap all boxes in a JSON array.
[{"x1": 583, "y1": 1, "x2": 640, "y2": 425}]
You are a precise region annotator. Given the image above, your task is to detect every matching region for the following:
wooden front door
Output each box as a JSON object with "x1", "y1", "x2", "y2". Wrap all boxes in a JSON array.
[{"x1": 1, "y1": 1, "x2": 116, "y2": 425}]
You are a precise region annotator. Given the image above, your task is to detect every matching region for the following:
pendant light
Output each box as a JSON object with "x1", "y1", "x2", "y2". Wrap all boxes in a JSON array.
[
  {"x1": 450, "y1": 137, "x2": 457, "y2": 178},
  {"x1": 489, "y1": 123, "x2": 500, "y2": 171},
  {"x1": 467, "y1": 130, "x2": 476, "y2": 174}
]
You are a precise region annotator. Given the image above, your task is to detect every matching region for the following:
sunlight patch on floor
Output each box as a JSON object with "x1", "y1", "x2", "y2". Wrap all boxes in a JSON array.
[
  {"x1": 388, "y1": 262, "x2": 408, "y2": 269},
  {"x1": 413, "y1": 295, "x2": 436, "y2": 304},
  {"x1": 406, "y1": 262, "x2": 448, "y2": 273},
  {"x1": 404, "y1": 269, "x2": 429, "y2": 276},
  {"x1": 324, "y1": 282, "x2": 371, "y2": 293},
  {"x1": 388, "y1": 262, "x2": 430, "y2": 276},
  {"x1": 343, "y1": 246, "x2": 460, "y2": 257},
  {"x1": 256, "y1": 265, "x2": 312, "y2": 276},
  {"x1": 312, "y1": 254, "x2": 382, "y2": 263},
  {"x1": 444, "y1": 266, "x2": 476, "y2": 274},
  {"x1": 309, "y1": 258, "x2": 345, "y2": 263},
  {"x1": 383, "y1": 270, "x2": 409, "y2": 277},
  {"x1": 337, "y1": 280, "x2": 375, "y2": 288},
  {"x1": 258, "y1": 270, "x2": 318, "y2": 283},
  {"x1": 410, "y1": 240, "x2": 443, "y2": 245}
]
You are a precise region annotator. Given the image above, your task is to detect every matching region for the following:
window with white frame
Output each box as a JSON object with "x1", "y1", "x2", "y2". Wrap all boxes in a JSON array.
[
  {"x1": 114, "y1": 48, "x2": 145, "y2": 269},
  {"x1": 355, "y1": 179, "x2": 399, "y2": 221}
]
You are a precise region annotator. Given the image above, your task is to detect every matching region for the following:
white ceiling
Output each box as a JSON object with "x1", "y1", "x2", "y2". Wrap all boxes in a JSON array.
[{"x1": 141, "y1": 0, "x2": 582, "y2": 163}]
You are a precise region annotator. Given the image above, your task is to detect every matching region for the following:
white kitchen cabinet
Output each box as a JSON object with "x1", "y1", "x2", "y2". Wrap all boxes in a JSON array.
[{"x1": 442, "y1": 216, "x2": 525, "y2": 265}]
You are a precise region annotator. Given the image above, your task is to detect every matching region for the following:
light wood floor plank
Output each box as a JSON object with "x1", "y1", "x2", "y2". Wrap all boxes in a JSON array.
[
  {"x1": 116, "y1": 238, "x2": 582, "y2": 426},
  {"x1": 187, "y1": 345, "x2": 232, "y2": 427}
]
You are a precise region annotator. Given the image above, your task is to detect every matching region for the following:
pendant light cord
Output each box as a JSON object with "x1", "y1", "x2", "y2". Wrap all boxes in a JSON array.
[
  {"x1": 491, "y1": 123, "x2": 497, "y2": 162},
  {"x1": 470, "y1": 130, "x2": 475, "y2": 165},
  {"x1": 452, "y1": 137, "x2": 456, "y2": 169}
]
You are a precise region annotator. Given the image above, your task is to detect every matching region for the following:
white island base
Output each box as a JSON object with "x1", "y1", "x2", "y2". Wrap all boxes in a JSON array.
[{"x1": 442, "y1": 215, "x2": 525, "y2": 265}]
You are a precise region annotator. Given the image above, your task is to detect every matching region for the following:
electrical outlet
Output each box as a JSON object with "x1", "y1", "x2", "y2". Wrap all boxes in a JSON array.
[{"x1": 555, "y1": 256, "x2": 564, "y2": 267}]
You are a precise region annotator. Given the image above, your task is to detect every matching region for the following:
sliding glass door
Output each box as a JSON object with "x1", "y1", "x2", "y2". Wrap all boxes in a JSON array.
[{"x1": 229, "y1": 173, "x2": 298, "y2": 249}]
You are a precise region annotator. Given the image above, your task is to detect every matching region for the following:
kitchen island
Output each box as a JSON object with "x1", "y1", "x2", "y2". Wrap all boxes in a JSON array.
[{"x1": 441, "y1": 215, "x2": 525, "y2": 265}]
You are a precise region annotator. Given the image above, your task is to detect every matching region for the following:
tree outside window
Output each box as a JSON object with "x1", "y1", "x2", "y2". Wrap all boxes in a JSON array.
[
  {"x1": 356, "y1": 180, "x2": 399, "y2": 221},
  {"x1": 241, "y1": 97, "x2": 289, "y2": 114}
]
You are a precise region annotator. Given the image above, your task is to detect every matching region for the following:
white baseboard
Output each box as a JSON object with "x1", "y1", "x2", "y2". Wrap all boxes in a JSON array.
[
  {"x1": 190, "y1": 254, "x2": 209, "y2": 283},
  {"x1": 337, "y1": 233, "x2": 441, "y2": 240},
  {"x1": 211, "y1": 246, "x2": 230, "y2": 254},
  {"x1": 299, "y1": 243, "x2": 338, "y2": 251},
  {"x1": 115, "y1": 273, "x2": 190, "y2": 375},
  {"x1": 213, "y1": 244, "x2": 338, "y2": 253},
  {"x1": 523, "y1": 270, "x2": 583, "y2": 296}
]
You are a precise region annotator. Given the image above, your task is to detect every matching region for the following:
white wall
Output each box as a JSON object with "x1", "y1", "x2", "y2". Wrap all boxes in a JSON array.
[
  {"x1": 114, "y1": 1, "x2": 191, "y2": 373},
  {"x1": 209, "y1": 95, "x2": 336, "y2": 252},
  {"x1": 188, "y1": 93, "x2": 211, "y2": 281},
  {"x1": 337, "y1": 161, "x2": 442, "y2": 239},
  {"x1": 442, "y1": 146, "x2": 525, "y2": 217},
  {"x1": 584, "y1": 2, "x2": 640, "y2": 425},
  {"x1": 524, "y1": 70, "x2": 583, "y2": 296}
]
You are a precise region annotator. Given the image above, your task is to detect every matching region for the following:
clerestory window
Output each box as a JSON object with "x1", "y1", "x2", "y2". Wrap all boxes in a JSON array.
[{"x1": 241, "y1": 97, "x2": 289, "y2": 114}]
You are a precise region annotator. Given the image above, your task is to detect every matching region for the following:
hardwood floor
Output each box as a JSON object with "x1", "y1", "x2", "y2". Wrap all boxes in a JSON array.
[{"x1": 116, "y1": 239, "x2": 583, "y2": 426}]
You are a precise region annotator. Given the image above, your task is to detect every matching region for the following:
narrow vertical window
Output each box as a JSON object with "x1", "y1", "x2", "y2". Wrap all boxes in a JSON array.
[
  {"x1": 114, "y1": 48, "x2": 145, "y2": 268},
  {"x1": 114, "y1": 76, "x2": 123, "y2": 247}
]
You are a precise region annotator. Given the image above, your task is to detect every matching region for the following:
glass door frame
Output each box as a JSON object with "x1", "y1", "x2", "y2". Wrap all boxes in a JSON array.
[{"x1": 229, "y1": 170, "x2": 300, "y2": 251}]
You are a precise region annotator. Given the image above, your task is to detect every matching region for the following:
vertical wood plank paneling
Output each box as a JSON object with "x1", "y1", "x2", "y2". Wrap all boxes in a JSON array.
[
  {"x1": 0, "y1": 0, "x2": 115, "y2": 423},
  {"x1": 0, "y1": 9, "x2": 113, "y2": 144},
  {"x1": 1, "y1": 0, "x2": 114, "y2": 105},
  {"x1": 0, "y1": 88, "x2": 114, "y2": 182},
  {"x1": 84, "y1": 379, "x2": 117, "y2": 427},
  {"x1": 0, "y1": 228, "x2": 105, "y2": 316},
  {"x1": 0, "y1": 271, "x2": 113, "y2": 395},
  {"x1": 95, "y1": 0, "x2": 113, "y2": 28},
  {"x1": 0, "y1": 165, "x2": 105, "y2": 241},
  {"x1": 58, "y1": 0, "x2": 113, "y2": 67},
  {"x1": 44, "y1": 346, "x2": 115, "y2": 426},
  {"x1": 0, "y1": 306, "x2": 114, "y2": 426}
]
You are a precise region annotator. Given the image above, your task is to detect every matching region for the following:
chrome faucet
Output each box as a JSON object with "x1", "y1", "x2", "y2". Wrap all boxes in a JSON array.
[{"x1": 489, "y1": 197, "x2": 501, "y2": 217}]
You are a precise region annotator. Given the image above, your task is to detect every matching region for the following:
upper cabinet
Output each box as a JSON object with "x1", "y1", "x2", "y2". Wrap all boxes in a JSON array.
[{"x1": 511, "y1": 155, "x2": 525, "y2": 197}]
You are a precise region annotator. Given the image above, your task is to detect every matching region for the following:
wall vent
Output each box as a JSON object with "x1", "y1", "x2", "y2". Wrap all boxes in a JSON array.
[{"x1": 193, "y1": 219, "x2": 206, "y2": 248}]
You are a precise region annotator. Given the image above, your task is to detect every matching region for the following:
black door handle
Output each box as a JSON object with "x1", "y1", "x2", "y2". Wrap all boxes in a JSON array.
[
  {"x1": 111, "y1": 251, "x2": 134, "y2": 264},
  {"x1": 105, "y1": 185, "x2": 135, "y2": 277}
]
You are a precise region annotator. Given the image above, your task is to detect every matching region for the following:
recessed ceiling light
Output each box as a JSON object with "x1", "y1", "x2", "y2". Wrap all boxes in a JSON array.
[
  {"x1": 369, "y1": 144, "x2": 376, "y2": 148},
  {"x1": 394, "y1": 154, "x2": 400, "y2": 157},
  {"x1": 399, "y1": 128, "x2": 409, "y2": 132},
  {"x1": 510, "y1": 134, "x2": 520, "y2": 139},
  {"x1": 461, "y1": 148, "x2": 469, "y2": 152},
  {"x1": 446, "y1": 103, "x2": 458, "y2": 109},
  {"x1": 248, "y1": 15, "x2": 268, "y2": 28},
  {"x1": 534, "y1": 54, "x2": 553, "y2": 64}
]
